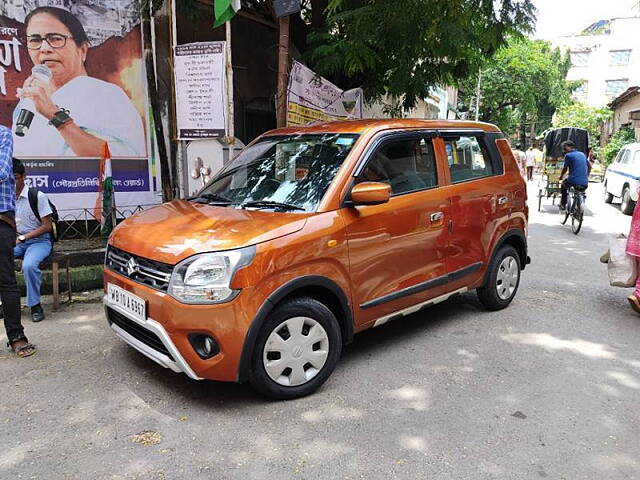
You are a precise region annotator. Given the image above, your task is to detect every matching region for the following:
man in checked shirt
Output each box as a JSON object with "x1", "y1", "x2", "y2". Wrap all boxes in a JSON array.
[{"x1": 0, "y1": 125, "x2": 35, "y2": 357}]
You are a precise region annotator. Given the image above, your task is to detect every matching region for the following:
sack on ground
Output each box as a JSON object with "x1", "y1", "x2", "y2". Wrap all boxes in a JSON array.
[{"x1": 608, "y1": 237, "x2": 637, "y2": 287}]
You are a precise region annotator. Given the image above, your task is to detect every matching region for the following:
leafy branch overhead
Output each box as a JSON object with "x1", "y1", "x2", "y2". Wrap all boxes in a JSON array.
[
  {"x1": 459, "y1": 38, "x2": 575, "y2": 135},
  {"x1": 307, "y1": 0, "x2": 536, "y2": 109}
]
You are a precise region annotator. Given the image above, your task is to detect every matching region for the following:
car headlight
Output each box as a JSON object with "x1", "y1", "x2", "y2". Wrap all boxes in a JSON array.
[{"x1": 168, "y1": 246, "x2": 255, "y2": 304}]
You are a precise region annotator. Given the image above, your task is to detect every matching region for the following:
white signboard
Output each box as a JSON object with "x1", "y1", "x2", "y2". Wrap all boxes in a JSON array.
[
  {"x1": 174, "y1": 42, "x2": 226, "y2": 139},
  {"x1": 287, "y1": 60, "x2": 363, "y2": 126}
]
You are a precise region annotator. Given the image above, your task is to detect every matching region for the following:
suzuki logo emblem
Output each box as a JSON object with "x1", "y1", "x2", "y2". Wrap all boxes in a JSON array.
[{"x1": 126, "y1": 257, "x2": 139, "y2": 276}]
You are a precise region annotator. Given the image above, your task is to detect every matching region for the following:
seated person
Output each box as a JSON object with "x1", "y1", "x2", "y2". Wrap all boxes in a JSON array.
[{"x1": 13, "y1": 159, "x2": 54, "y2": 322}]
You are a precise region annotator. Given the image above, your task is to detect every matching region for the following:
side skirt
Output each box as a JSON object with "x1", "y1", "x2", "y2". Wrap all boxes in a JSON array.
[{"x1": 373, "y1": 287, "x2": 468, "y2": 328}]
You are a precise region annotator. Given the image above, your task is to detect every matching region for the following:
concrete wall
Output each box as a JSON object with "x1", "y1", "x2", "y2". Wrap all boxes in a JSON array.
[{"x1": 553, "y1": 17, "x2": 640, "y2": 107}]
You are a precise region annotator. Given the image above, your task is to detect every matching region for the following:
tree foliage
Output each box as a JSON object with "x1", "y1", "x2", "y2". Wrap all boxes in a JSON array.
[
  {"x1": 552, "y1": 104, "x2": 612, "y2": 146},
  {"x1": 600, "y1": 127, "x2": 636, "y2": 166},
  {"x1": 306, "y1": 0, "x2": 536, "y2": 109},
  {"x1": 459, "y1": 38, "x2": 574, "y2": 137}
]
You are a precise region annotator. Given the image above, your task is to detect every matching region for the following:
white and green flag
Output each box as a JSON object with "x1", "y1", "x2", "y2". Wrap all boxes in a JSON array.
[
  {"x1": 214, "y1": 0, "x2": 241, "y2": 28},
  {"x1": 94, "y1": 142, "x2": 116, "y2": 237}
]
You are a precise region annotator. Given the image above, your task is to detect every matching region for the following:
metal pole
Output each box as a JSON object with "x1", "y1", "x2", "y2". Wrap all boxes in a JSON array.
[
  {"x1": 225, "y1": 21, "x2": 235, "y2": 144},
  {"x1": 276, "y1": 15, "x2": 290, "y2": 128},
  {"x1": 474, "y1": 70, "x2": 482, "y2": 122}
]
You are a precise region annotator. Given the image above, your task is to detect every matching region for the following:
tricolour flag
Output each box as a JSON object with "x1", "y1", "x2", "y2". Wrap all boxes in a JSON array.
[
  {"x1": 213, "y1": 0, "x2": 241, "y2": 28},
  {"x1": 94, "y1": 142, "x2": 116, "y2": 237}
]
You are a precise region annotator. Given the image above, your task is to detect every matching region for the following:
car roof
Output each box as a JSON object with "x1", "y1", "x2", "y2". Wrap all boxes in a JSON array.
[
  {"x1": 263, "y1": 119, "x2": 502, "y2": 137},
  {"x1": 621, "y1": 142, "x2": 640, "y2": 150}
]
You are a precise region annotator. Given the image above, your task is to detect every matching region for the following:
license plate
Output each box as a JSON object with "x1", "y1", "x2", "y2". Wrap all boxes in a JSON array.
[{"x1": 107, "y1": 283, "x2": 146, "y2": 323}]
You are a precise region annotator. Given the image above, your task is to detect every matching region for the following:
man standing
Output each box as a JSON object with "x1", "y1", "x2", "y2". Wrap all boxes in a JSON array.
[
  {"x1": 525, "y1": 146, "x2": 536, "y2": 181},
  {"x1": 0, "y1": 126, "x2": 35, "y2": 357},
  {"x1": 559, "y1": 140, "x2": 590, "y2": 211},
  {"x1": 13, "y1": 159, "x2": 53, "y2": 322},
  {"x1": 512, "y1": 144, "x2": 526, "y2": 178}
]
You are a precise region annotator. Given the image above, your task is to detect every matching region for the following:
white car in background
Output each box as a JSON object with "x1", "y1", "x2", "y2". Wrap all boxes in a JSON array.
[{"x1": 604, "y1": 143, "x2": 640, "y2": 215}]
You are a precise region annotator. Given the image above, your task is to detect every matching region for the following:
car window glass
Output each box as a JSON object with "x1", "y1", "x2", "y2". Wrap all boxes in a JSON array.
[
  {"x1": 620, "y1": 150, "x2": 631, "y2": 165},
  {"x1": 359, "y1": 137, "x2": 437, "y2": 195},
  {"x1": 444, "y1": 135, "x2": 495, "y2": 183}
]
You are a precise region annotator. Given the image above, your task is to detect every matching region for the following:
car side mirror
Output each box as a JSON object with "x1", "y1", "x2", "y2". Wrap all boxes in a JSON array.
[{"x1": 350, "y1": 182, "x2": 391, "y2": 206}]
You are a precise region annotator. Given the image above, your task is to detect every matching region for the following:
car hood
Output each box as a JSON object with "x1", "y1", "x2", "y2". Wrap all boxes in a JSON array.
[{"x1": 109, "y1": 200, "x2": 310, "y2": 264}]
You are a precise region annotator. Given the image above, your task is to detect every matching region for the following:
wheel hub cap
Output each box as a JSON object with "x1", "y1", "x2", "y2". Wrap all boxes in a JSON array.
[
  {"x1": 263, "y1": 316, "x2": 330, "y2": 387},
  {"x1": 496, "y1": 256, "x2": 519, "y2": 300}
]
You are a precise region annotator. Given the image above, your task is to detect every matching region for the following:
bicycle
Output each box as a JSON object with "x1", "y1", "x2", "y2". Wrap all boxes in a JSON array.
[{"x1": 560, "y1": 185, "x2": 587, "y2": 235}]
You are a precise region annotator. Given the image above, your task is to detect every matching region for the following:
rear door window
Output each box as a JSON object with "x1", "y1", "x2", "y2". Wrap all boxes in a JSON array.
[{"x1": 443, "y1": 135, "x2": 495, "y2": 183}]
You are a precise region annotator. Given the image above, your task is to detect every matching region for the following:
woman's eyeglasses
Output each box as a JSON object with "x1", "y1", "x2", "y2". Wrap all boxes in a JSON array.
[{"x1": 26, "y1": 33, "x2": 69, "y2": 50}]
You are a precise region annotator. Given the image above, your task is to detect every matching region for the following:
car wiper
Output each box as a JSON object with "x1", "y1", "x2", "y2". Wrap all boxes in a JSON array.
[
  {"x1": 189, "y1": 193, "x2": 233, "y2": 204},
  {"x1": 240, "y1": 200, "x2": 305, "y2": 211}
]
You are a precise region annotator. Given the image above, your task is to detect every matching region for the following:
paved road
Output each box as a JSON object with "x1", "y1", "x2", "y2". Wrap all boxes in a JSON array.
[{"x1": 2, "y1": 181, "x2": 639, "y2": 479}]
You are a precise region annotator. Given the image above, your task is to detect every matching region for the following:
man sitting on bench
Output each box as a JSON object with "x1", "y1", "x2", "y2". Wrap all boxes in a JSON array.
[{"x1": 13, "y1": 159, "x2": 53, "y2": 322}]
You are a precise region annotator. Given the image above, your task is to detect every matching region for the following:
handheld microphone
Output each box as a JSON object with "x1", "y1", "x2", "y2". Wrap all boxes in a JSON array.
[{"x1": 15, "y1": 64, "x2": 53, "y2": 137}]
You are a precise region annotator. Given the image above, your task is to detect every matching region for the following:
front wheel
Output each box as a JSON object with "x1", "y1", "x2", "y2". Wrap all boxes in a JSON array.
[
  {"x1": 621, "y1": 186, "x2": 635, "y2": 215},
  {"x1": 249, "y1": 297, "x2": 342, "y2": 400},
  {"x1": 477, "y1": 245, "x2": 522, "y2": 311},
  {"x1": 604, "y1": 183, "x2": 614, "y2": 204}
]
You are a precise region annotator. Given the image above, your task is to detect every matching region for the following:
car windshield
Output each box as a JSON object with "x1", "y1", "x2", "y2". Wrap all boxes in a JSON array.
[{"x1": 194, "y1": 133, "x2": 359, "y2": 212}]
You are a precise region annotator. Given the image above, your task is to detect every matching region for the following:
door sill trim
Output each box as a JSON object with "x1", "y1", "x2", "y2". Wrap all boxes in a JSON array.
[{"x1": 373, "y1": 287, "x2": 468, "y2": 327}]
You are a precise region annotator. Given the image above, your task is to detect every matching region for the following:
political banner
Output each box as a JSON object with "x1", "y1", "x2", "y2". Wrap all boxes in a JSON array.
[
  {"x1": 0, "y1": 1, "x2": 160, "y2": 215},
  {"x1": 174, "y1": 42, "x2": 226, "y2": 140},
  {"x1": 287, "y1": 60, "x2": 363, "y2": 127}
]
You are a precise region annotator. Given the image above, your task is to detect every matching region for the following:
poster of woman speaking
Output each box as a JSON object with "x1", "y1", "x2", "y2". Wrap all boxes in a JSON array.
[{"x1": 0, "y1": 1, "x2": 157, "y2": 213}]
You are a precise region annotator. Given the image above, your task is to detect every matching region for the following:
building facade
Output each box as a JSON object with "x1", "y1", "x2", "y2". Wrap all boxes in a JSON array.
[{"x1": 553, "y1": 16, "x2": 640, "y2": 108}]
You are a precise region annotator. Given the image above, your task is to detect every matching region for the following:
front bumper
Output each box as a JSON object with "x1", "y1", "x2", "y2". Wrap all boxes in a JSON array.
[
  {"x1": 104, "y1": 296, "x2": 201, "y2": 380},
  {"x1": 103, "y1": 269, "x2": 263, "y2": 382}
]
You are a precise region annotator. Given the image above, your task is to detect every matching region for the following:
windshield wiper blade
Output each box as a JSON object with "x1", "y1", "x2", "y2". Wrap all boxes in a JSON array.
[
  {"x1": 240, "y1": 200, "x2": 305, "y2": 211},
  {"x1": 189, "y1": 193, "x2": 233, "y2": 204}
]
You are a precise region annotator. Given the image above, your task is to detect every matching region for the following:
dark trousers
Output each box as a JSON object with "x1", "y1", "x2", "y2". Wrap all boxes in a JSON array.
[
  {"x1": 0, "y1": 216, "x2": 24, "y2": 343},
  {"x1": 527, "y1": 166, "x2": 534, "y2": 181},
  {"x1": 560, "y1": 180, "x2": 587, "y2": 208}
]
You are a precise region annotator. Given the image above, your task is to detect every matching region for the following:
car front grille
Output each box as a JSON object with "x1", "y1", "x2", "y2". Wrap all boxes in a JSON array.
[
  {"x1": 107, "y1": 307, "x2": 174, "y2": 361},
  {"x1": 105, "y1": 246, "x2": 173, "y2": 292}
]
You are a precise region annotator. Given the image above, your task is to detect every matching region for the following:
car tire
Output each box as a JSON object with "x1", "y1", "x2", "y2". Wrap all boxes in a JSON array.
[
  {"x1": 603, "y1": 184, "x2": 614, "y2": 204},
  {"x1": 477, "y1": 245, "x2": 521, "y2": 311},
  {"x1": 621, "y1": 186, "x2": 635, "y2": 215},
  {"x1": 248, "y1": 297, "x2": 342, "y2": 400}
]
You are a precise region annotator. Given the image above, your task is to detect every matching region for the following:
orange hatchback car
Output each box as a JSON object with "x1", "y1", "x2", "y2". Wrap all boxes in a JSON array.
[{"x1": 104, "y1": 120, "x2": 529, "y2": 399}]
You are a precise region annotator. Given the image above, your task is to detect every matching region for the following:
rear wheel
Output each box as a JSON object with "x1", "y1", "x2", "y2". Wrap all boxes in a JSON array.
[
  {"x1": 603, "y1": 183, "x2": 614, "y2": 204},
  {"x1": 621, "y1": 186, "x2": 635, "y2": 215},
  {"x1": 249, "y1": 297, "x2": 342, "y2": 400},
  {"x1": 571, "y1": 196, "x2": 584, "y2": 235},
  {"x1": 477, "y1": 245, "x2": 522, "y2": 311}
]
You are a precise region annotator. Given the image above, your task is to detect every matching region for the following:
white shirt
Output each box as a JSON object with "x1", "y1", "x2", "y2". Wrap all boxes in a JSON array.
[
  {"x1": 526, "y1": 150, "x2": 536, "y2": 167},
  {"x1": 12, "y1": 76, "x2": 146, "y2": 158},
  {"x1": 15, "y1": 186, "x2": 53, "y2": 236}
]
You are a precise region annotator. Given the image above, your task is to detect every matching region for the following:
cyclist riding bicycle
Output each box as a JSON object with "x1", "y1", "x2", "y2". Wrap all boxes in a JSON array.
[{"x1": 558, "y1": 140, "x2": 590, "y2": 213}]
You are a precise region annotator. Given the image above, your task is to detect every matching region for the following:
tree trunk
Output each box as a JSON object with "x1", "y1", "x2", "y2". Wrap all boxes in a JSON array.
[
  {"x1": 519, "y1": 112, "x2": 527, "y2": 148},
  {"x1": 142, "y1": 10, "x2": 174, "y2": 202}
]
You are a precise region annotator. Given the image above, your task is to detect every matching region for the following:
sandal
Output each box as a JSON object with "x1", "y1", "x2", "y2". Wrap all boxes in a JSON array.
[
  {"x1": 628, "y1": 295, "x2": 640, "y2": 315},
  {"x1": 7, "y1": 338, "x2": 36, "y2": 358}
]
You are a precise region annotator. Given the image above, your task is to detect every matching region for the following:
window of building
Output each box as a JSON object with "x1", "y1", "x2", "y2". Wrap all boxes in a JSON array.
[
  {"x1": 573, "y1": 81, "x2": 588, "y2": 96},
  {"x1": 570, "y1": 51, "x2": 589, "y2": 67},
  {"x1": 360, "y1": 137, "x2": 438, "y2": 195},
  {"x1": 610, "y1": 50, "x2": 631, "y2": 66},
  {"x1": 444, "y1": 136, "x2": 495, "y2": 183},
  {"x1": 605, "y1": 79, "x2": 629, "y2": 96}
]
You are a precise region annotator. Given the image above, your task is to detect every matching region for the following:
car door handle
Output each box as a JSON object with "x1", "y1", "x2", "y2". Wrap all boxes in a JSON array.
[
  {"x1": 430, "y1": 211, "x2": 444, "y2": 222},
  {"x1": 497, "y1": 196, "x2": 509, "y2": 205}
]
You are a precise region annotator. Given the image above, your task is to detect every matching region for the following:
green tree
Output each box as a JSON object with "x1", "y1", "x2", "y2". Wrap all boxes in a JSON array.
[
  {"x1": 306, "y1": 0, "x2": 536, "y2": 109},
  {"x1": 600, "y1": 127, "x2": 636, "y2": 166},
  {"x1": 458, "y1": 38, "x2": 574, "y2": 141},
  {"x1": 552, "y1": 104, "x2": 612, "y2": 147}
]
